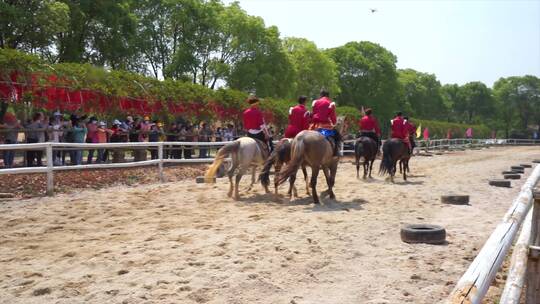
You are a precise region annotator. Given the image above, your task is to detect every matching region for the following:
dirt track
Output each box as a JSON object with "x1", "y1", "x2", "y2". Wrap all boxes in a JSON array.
[{"x1": 1, "y1": 146, "x2": 539, "y2": 304}]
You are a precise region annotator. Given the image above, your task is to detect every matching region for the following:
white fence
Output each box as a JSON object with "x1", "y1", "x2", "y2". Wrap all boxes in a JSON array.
[{"x1": 0, "y1": 138, "x2": 539, "y2": 195}]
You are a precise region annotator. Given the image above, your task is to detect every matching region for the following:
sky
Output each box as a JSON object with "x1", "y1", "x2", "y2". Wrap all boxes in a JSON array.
[{"x1": 223, "y1": 0, "x2": 540, "y2": 87}]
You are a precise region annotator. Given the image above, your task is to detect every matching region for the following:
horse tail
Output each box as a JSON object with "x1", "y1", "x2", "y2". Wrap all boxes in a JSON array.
[
  {"x1": 379, "y1": 140, "x2": 393, "y2": 176},
  {"x1": 355, "y1": 140, "x2": 364, "y2": 163},
  {"x1": 259, "y1": 148, "x2": 279, "y2": 188},
  {"x1": 277, "y1": 139, "x2": 305, "y2": 185},
  {"x1": 205, "y1": 140, "x2": 240, "y2": 179}
]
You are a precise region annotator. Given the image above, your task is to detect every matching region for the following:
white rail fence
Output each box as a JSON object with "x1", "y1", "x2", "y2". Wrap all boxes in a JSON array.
[
  {"x1": 0, "y1": 138, "x2": 539, "y2": 195},
  {"x1": 446, "y1": 165, "x2": 540, "y2": 304}
]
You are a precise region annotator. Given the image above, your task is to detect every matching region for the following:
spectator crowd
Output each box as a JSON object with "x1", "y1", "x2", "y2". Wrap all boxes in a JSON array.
[{"x1": 0, "y1": 111, "x2": 246, "y2": 169}]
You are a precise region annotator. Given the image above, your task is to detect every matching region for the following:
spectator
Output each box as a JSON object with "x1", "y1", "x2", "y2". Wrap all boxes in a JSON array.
[
  {"x1": 96, "y1": 121, "x2": 112, "y2": 163},
  {"x1": 166, "y1": 122, "x2": 180, "y2": 159},
  {"x1": 198, "y1": 122, "x2": 213, "y2": 158},
  {"x1": 110, "y1": 119, "x2": 128, "y2": 163},
  {"x1": 182, "y1": 124, "x2": 194, "y2": 159},
  {"x1": 223, "y1": 124, "x2": 235, "y2": 141},
  {"x1": 139, "y1": 116, "x2": 151, "y2": 142},
  {"x1": 149, "y1": 122, "x2": 164, "y2": 159},
  {"x1": 72, "y1": 119, "x2": 87, "y2": 165},
  {"x1": 86, "y1": 117, "x2": 98, "y2": 164},
  {"x1": 25, "y1": 112, "x2": 45, "y2": 167},
  {"x1": 49, "y1": 111, "x2": 65, "y2": 165},
  {"x1": 215, "y1": 127, "x2": 223, "y2": 142},
  {"x1": 0, "y1": 113, "x2": 22, "y2": 168}
]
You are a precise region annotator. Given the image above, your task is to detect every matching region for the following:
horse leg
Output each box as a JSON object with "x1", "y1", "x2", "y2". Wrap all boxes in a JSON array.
[
  {"x1": 390, "y1": 160, "x2": 398, "y2": 183},
  {"x1": 399, "y1": 160, "x2": 402, "y2": 174},
  {"x1": 227, "y1": 162, "x2": 238, "y2": 198},
  {"x1": 302, "y1": 165, "x2": 310, "y2": 196},
  {"x1": 355, "y1": 155, "x2": 360, "y2": 179},
  {"x1": 310, "y1": 166, "x2": 320, "y2": 204},
  {"x1": 327, "y1": 162, "x2": 337, "y2": 200},
  {"x1": 288, "y1": 171, "x2": 297, "y2": 199},
  {"x1": 363, "y1": 159, "x2": 368, "y2": 179},
  {"x1": 274, "y1": 162, "x2": 281, "y2": 195},
  {"x1": 403, "y1": 159, "x2": 408, "y2": 181},
  {"x1": 369, "y1": 159, "x2": 374, "y2": 178},
  {"x1": 234, "y1": 167, "x2": 247, "y2": 200},
  {"x1": 246, "y1": 166, "x2": 256, "y2": 191}
]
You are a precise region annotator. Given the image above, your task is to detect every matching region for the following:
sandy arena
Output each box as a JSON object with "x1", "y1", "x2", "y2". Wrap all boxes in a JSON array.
[{"x1": 1, "y1": 146, "x2": 539, "y2": 304}]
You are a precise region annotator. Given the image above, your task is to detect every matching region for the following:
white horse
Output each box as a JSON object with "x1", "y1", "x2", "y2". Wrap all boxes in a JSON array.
[{"x1": 205, "y1": 137, "x2": 269, "y2": 200}]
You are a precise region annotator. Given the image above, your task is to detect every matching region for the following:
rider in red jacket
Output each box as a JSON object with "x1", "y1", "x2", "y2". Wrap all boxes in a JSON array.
[
  {"x1": 310, "y1": 89, "x2": 340, "y2": 156},
  {"x1": 243, "y1": 95, "x2": 272, "y2": 151},
  {"x1": 403, "y1": 116, "x2": 416, "y2": 152},
  {"x1": 358, "y1": 108, "x2": 381, "y2": 149},
  {"x1": 284, "y1": 96, "x2": 310, "y2": 138},
  {"x1": 391, "y1": 112, "x2": 411, "y2": 152}
]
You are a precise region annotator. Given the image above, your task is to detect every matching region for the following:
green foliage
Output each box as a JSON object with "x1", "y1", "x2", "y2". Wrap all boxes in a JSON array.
[
  {"x1": 397, "y1": 69, "x2": 446, "y2": 120},
  {"x1": 414, "y1": 119, "x2": 490, "y2": 139},
  {"x1": 283, "y1": 37, "x2": 340, "y2": 99},
  {"x1": 327, "y1": 41, "x2": 399, "y2": 122}
]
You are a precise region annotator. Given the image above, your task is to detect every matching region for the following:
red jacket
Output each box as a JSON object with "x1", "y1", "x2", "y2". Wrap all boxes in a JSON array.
[
  {"x1": 404, "y1": 120, "x2": 416, "y2": 136},
  {"x1": 311, "y1": 97, "x2": 336, "y2": 128},
  {"x1": 243, "y1": 106, "x2": 265, "y2": 130},
  {"x1": 284, "y1": 104, "x2": 310, "y2": 138},
  {"x1": 358, "y1": 115, "x2": 381, "y2": 136},
  {"x1": 391, "y1": 116, "x2": 407, "y2": 139}
]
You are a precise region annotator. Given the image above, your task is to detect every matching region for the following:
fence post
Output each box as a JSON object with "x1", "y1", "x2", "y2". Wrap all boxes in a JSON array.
[
  {"x1": 158, "y1": 143, "x2": 164, "y2": 183},
  {"x1": 527, "y1": 189, "x2": 540, "y2": 303},
  {"x1": 46, "y1": 143, "x2": 54, "y2": 196}
]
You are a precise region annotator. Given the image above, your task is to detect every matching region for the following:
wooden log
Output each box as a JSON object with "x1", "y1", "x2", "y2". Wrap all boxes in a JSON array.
[
  {"x1": 526, "y1": 190, "x2": 540, "y2": 303},
  {"x1": 504, "y1": 174, "x2": 521, "y2": 180},
  {"x1": 499, "y1": 207, "x2": 533, "y2": 303},
  {"x1": 489, "y1": 179, "x2": 511, "y2": 187},
  {"x1": 446, "y1": 166, "x2": 540, "y2": 304},
  {"x1": 196, "y1": 176, "x2": 215, "y2": 184},
  {"x1": 0, "y1": 193, "x2": 15, "y2": 198}
]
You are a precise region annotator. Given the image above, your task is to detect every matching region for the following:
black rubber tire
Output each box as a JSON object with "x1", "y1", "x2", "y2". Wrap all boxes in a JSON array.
[
  {"x1": 533, "y1": 160, "x2": 540, "y2": 163},
  {"x1": 520, "y1": 164, "x2": 532, "y2": 168},
  {"x1": 489, "y1": 179, "x2": 511, "y2": 187},
  {"x1": 441, "y1": 195, "x2": 470, "y2": 205},
  {"x1": 512, "y1": 169, "x2": 524, "y2": 174},
  {"x1": 504, "y1": 174, "x2": 521, "y2": 180},
  {"x1": 401, "y1": 224, "x2": 446, "y2": 244},
  {"x1": 502, "y1": 171, "x2": 515, "y2": 174},
  {"x1": 511, "y1": 166, "x2": 525, "y2": 170}
]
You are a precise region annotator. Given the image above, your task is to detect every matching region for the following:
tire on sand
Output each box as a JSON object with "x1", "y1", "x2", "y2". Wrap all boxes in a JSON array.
[
  {"x1": 441, "y1": 195, "x2": 470, "y2": 205},
  {"x1": 520, "y1": 164, "x2": 532, "y2": 168},
  {"x1": 489, "y1": 179, "x2": 511, "y2": 187},
  {"x1": 401, "y1": 224, "x2": 446, "y2": 244},
  {"x1": 504, "y1": 174, "x2": 521, "y2": 180}
]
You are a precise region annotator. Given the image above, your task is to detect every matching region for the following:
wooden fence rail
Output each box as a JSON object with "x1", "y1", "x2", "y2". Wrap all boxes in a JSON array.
[{"x1": 446, "y1": 165, "x2": 540, "y2": 304}]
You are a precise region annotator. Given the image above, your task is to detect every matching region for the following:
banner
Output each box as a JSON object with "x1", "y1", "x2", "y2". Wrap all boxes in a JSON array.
[
  {"x1": 416, "y1": 124, "x2": 422, "y2": 138},
  {"x1": 423, "y1": 127, "x2": 430, "y2": 140}
]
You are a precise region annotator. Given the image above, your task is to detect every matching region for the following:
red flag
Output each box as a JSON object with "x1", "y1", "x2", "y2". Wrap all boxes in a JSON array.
[
  {"x1": 447, "y1": 129, "x2": 452, "y2": 139},
  {"x1": 465, "y1": 128, "x2": 473, "y2": 138},
  {"x1": 423, "y1": 127, "x2": 430, "y2": 140}
]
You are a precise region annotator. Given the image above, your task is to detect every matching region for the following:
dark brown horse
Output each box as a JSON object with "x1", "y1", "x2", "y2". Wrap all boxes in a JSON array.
[
  {"x1": 379, "y1": 138, "x2": 410, "y2": 182},
  {"x1": 259, "y1": 138, "x2": 309, "y2": 198},
  {"x1": 354, "y1": 136, "x2": 378, "y2": 179}
]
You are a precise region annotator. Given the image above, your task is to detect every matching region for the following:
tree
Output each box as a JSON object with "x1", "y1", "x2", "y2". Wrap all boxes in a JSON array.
[
  {"x1": 227, "y1": 26, "x2": 296, "y2": 98},
  {"x1": 283, "y1": 37, "x2": 340, "y2": 99},
  {"x1": 440, "y1": 84, "x2": 461, "y2": 122},
  {"x1": 455, "y1": 82, "x2": 494, "y2": 123},
  {"x1": 327, "y1": 41, "x2": 399, "y2": 120},
  {"x1": 57, "y1": 0, "x2": 139, "y2": 69},
  {"x1": 493, "y1": 75, "x2": 540, "y2": 135},
  {"x1": 397, "y1": 69, "x2": 445, "y2": 120},
  {"x1": 0, "y1": 0, "x2": 69, "y2": 56}
]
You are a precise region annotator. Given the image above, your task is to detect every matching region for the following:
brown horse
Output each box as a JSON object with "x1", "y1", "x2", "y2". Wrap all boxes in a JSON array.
[
  {"x1": 354, "y1": 136, "x2": 378, "y2": 179},
  {"x1": 259, "y1": 138, "x2": 309, "y2": 198},
  {"x1": 277, "y1": 130, "x2": 339, "y2": 204},
  {"x1": 379, "y1": 138, "x2": 410, "y2": 182}
]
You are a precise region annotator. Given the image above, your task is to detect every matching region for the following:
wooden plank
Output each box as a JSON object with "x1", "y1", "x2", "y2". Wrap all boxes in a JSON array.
[
  {"x1": 446, "y1": 166, "x2": 540, "y2": 304},
  {"x1": 499, "y1": 207, "x2": 533, "y2": 303},
  {"x1": 526, "y1": 192, "x2": 540, "y2": 303}
]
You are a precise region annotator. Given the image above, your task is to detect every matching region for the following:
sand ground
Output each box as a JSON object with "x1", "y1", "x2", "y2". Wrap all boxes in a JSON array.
[{"x1": 1, "y1": 146, "x2": 539, "y2": 304}]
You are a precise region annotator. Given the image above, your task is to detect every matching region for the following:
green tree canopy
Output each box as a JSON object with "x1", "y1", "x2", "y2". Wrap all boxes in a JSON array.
[
  {"x1": 397, "y1": 69, "x2": 445, "y2": 120},
  {"x1": 327, "y1": 41, "x2": 399, "y2": 120}
]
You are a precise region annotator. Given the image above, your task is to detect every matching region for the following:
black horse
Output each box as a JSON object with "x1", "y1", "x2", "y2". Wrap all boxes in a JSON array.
[
  {"x1": 354, "y1": 136, "x2": 378, "y2": 179},
  {"x1": 379, "y1": 138, "x2": 411, "y2": 182}
]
